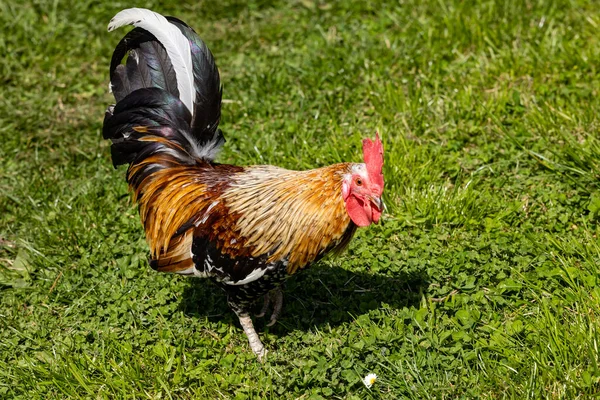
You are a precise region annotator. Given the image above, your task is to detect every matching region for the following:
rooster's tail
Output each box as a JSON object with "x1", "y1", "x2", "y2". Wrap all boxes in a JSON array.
[
  {"x1": 103, "y1": 8, "x2": 223, "y2": 184},
  {"x1": 102, "y1": 9, "x2": 224, "y2": 273}
]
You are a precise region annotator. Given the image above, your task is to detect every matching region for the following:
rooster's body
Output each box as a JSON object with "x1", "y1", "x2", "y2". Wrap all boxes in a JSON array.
[{"x1": 103, "y1": 9, "x2": 384, "y2": 359}]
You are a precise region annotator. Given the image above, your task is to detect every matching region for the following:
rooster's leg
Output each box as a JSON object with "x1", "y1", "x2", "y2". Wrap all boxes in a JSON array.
[
  {"x1": 266, "y1": 287, "x2": 283, "y2": 327},
  {"x1": 237, "y1": 313, "x2": 266, "y2": 361},
  {"x1": 256, "y1": 293, "x2": 271, "y2": 318},
  {"x1": 256, "y1": 286, "x2": 284, "y2": 325}
]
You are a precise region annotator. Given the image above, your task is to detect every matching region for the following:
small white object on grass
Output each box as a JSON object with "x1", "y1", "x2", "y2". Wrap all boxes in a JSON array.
[{"x1": 363, "y1": 373, "x2": 377, "y2": 388}]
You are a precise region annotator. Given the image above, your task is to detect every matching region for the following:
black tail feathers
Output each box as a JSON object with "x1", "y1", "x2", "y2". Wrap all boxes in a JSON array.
[
  {"x1": 104, "y1": 9, "x2": 224, "y2": 168},
  {"x1": 103, "y1": 88, "x2": 193, "y2": 166}
]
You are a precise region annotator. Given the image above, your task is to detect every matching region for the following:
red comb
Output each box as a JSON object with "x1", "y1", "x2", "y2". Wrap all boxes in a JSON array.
[{"x1": 362, "y1": 132, "x2": 384, "y2": 193}]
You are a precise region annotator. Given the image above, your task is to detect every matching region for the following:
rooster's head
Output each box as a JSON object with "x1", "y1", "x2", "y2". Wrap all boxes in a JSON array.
[{"x1": 342, "y1": 132, "x2": 384, "y2": 227}]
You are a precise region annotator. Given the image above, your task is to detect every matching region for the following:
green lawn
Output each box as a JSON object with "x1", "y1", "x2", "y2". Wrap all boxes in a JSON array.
[{"x1": 2, "y1": 0, "x2": 600, "y2": 398}]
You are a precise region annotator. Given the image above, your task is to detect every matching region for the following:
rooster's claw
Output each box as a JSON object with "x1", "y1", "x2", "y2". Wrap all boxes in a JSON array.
[{"x1": 256, "y1": 287, "x2": 283, "y2": 326}]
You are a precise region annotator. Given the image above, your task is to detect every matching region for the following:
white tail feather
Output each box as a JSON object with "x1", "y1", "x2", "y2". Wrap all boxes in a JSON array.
[{"x1": 108, "y1": 8, "x2": 195, "y2": 115}]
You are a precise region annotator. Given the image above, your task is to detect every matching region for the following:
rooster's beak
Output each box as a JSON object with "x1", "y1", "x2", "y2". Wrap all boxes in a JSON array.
[{"x1": 369, "y1": 195, "x2": 384, "y2": 212}]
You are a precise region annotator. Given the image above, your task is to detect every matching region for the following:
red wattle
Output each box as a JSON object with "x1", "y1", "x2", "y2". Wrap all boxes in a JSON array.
[
  {"x1": 346, "y1": 195, "x2": 372, "y2": 227},
  {"x1": 371, "y1": 207, "x2": 381, "y2": 224}
]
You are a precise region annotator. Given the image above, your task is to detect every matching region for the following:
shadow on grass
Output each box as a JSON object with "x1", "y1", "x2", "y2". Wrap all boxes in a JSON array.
[{"x1": 178, "y1": 266, "x2": 428, "y2": 334}]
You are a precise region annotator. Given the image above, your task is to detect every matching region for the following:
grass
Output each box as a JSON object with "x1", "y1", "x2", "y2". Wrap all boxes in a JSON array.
[{"x1": 1, "y1": 0, "x2": 600, "y2": 397}]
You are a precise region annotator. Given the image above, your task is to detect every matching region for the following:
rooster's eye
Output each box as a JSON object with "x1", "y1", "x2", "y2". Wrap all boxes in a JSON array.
[{"x1": 356, "y1": 178, "x2": 362, "y2": 186}]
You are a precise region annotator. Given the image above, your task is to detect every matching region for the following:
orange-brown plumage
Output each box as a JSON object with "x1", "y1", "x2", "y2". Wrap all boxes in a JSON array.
[
  {"x1": 131, "y1": 160, "x2": 358, "y2": 277},
  {"x1": 103, "y1": 8, "x2": 384, "y2": 359}
]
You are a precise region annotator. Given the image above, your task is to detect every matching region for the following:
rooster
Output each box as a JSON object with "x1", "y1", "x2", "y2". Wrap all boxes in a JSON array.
[{"x1": 103, "y1": 8, "x2": 384, "y2": 360}]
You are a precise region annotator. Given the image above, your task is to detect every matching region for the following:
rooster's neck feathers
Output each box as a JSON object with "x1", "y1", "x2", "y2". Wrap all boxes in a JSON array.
[{"x1": 223, "y1": 164, "x2": 355, "y2": 273}]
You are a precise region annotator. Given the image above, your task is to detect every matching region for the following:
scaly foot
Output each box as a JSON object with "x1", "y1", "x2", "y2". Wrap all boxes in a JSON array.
[{"x1": 238, "y1": 314, "x2": 267, "y2": 361}]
